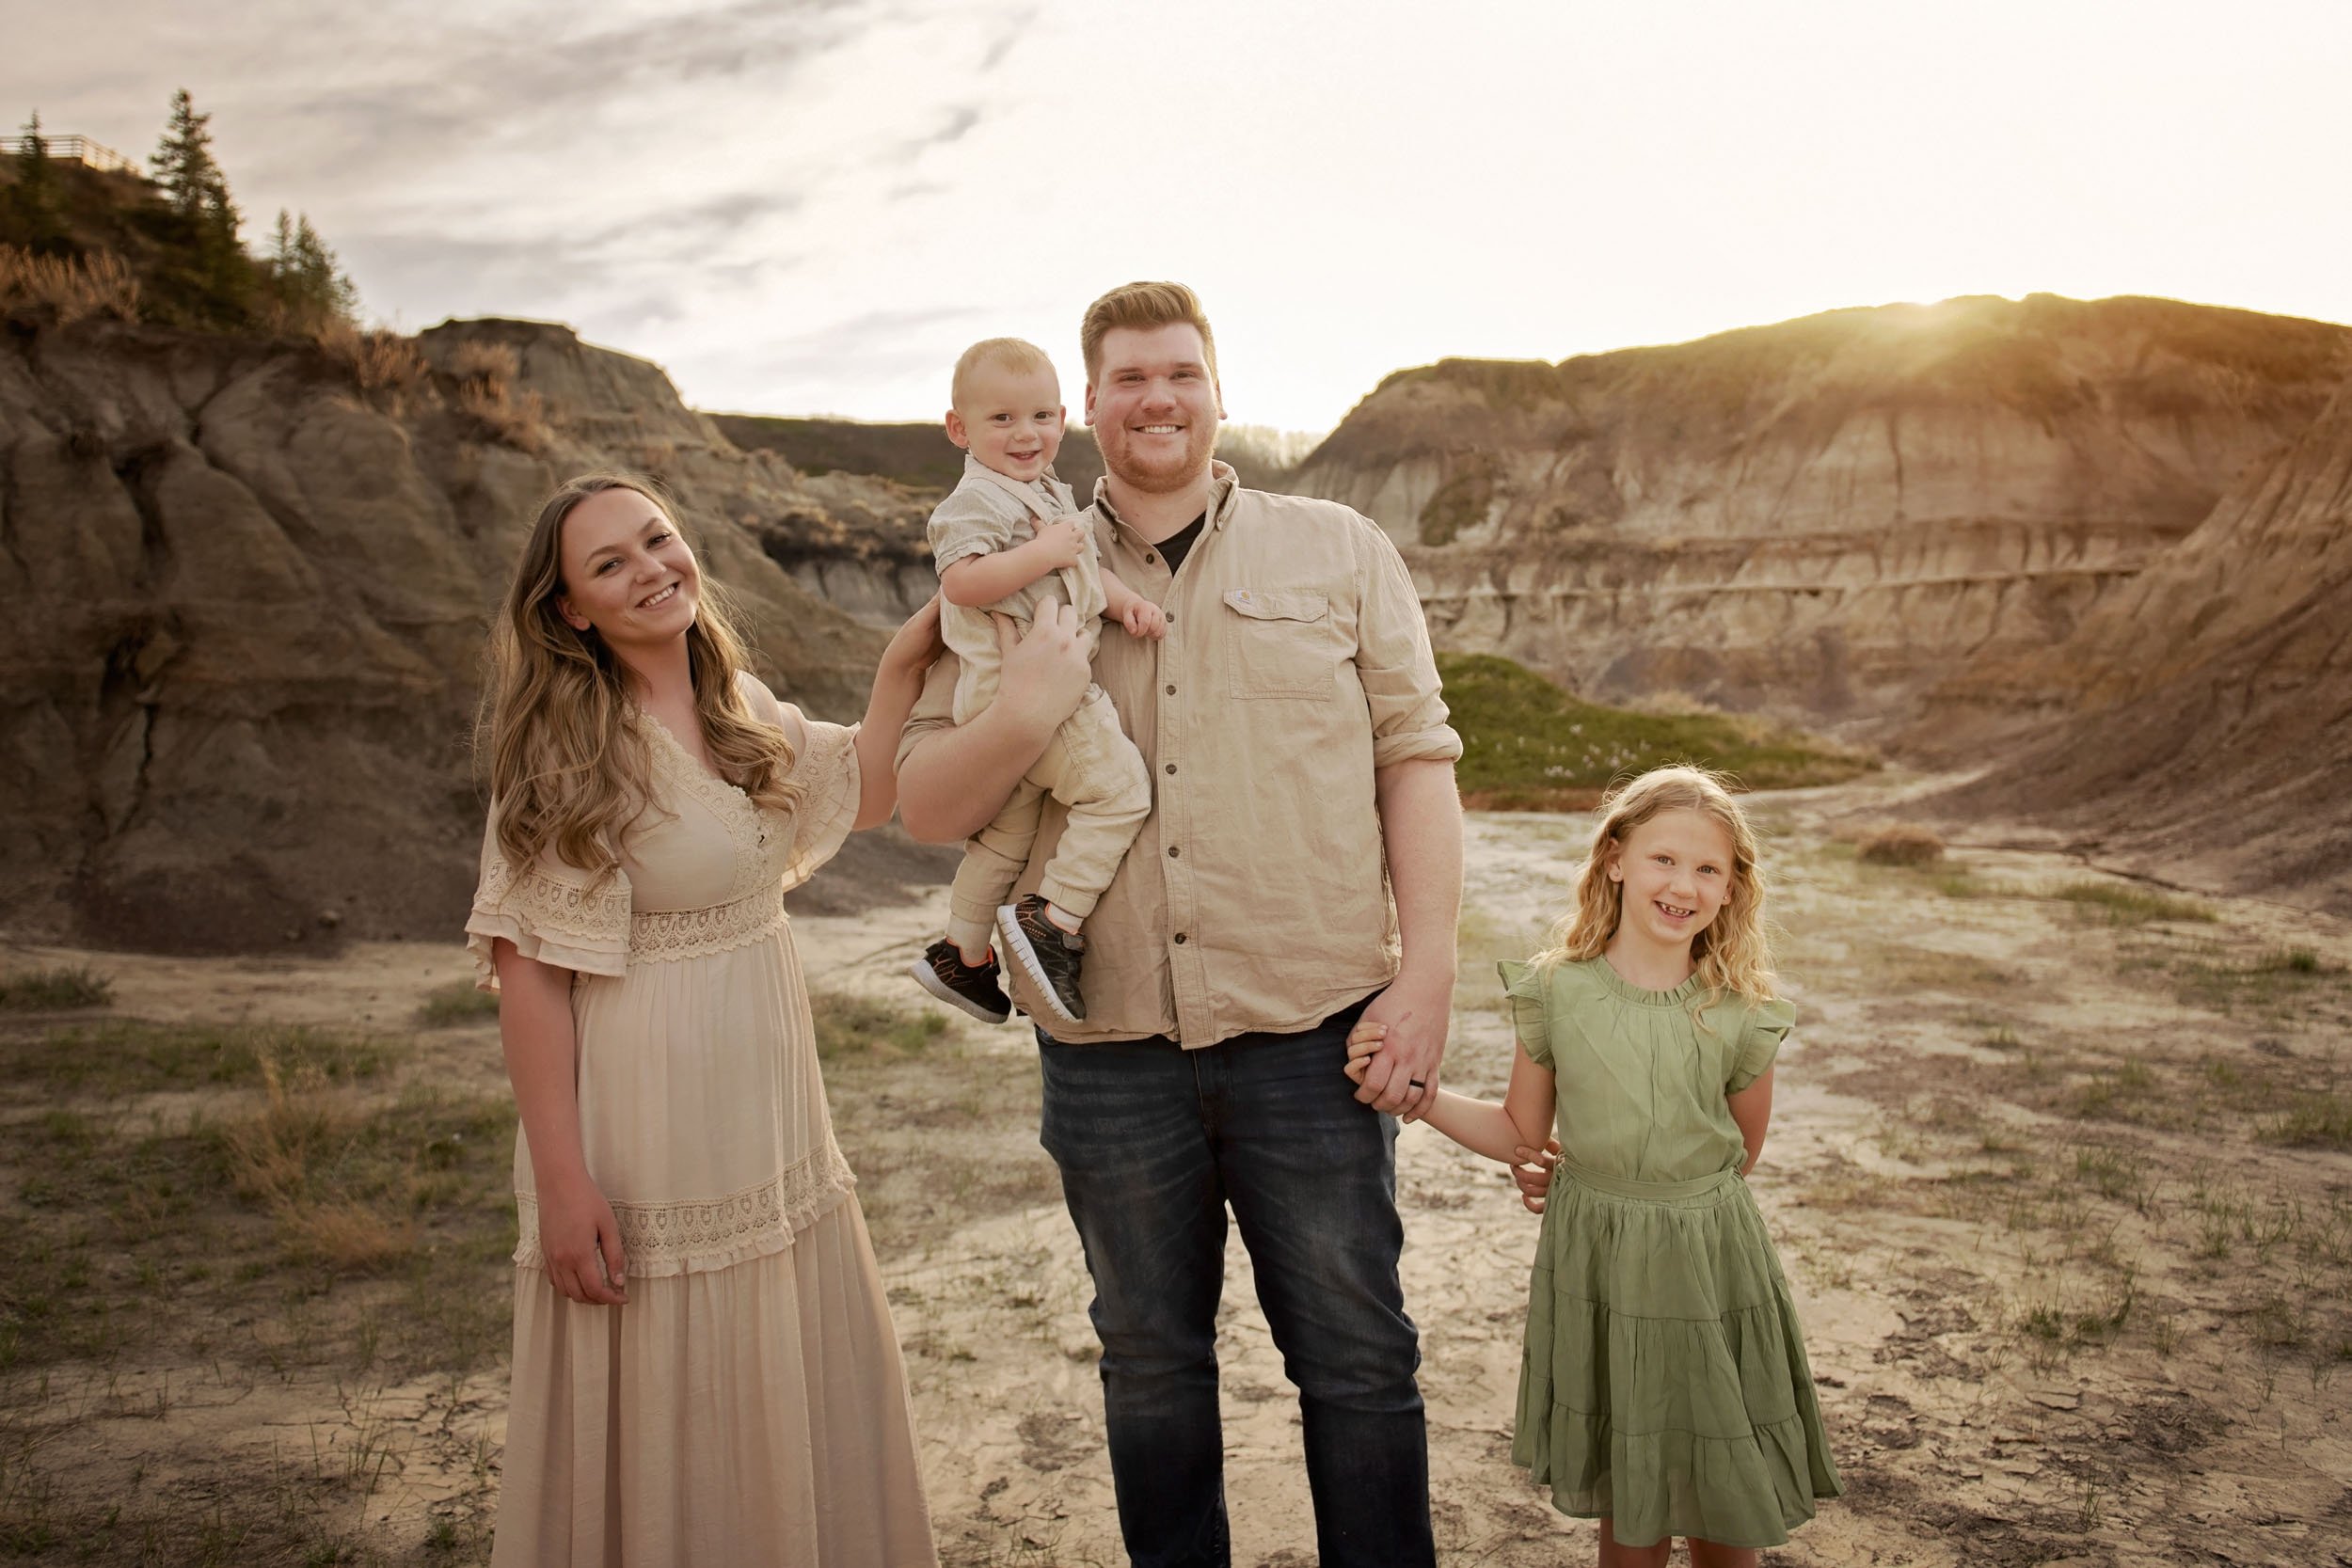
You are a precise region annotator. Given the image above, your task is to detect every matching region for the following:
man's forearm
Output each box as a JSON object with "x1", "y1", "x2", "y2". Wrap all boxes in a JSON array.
[
  {"x1": 1375, "y1": 758, "x2": 1464, "y2": 984},
  {"x1": 898, "y1": 701, "x2": 1059, "y2": 842}
]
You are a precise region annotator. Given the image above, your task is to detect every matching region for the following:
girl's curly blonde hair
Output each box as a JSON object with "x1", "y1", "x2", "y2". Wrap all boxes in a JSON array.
[
  {"x1": 1534, "y1": 765, "x2": 1779, "y2": 1007},
  {"x1": 480, "y1": 471, "x2": 799, "y2": 881}
]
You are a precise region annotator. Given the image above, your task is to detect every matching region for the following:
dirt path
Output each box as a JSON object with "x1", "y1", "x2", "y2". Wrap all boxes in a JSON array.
[{"x1": 4, "y1": 774, "x2": 2347, "y2": 1565}]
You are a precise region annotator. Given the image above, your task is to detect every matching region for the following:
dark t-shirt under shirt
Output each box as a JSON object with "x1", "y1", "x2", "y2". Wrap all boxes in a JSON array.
[{"x1": 1153, "y1": 513, "x2": 1208, "y2": 576}]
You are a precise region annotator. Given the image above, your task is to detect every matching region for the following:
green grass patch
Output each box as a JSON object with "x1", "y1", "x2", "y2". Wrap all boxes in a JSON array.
[
  {"x1": 0, "y1": 964, "x2": 114, "y2": 1010},
  {"x1": 811, "y1": 992, "x2": 951, "y2": 1062},
  {"x1": 0, "y1": 1021, "x2": 387, "y2": 1101},
  {"x1": 416, "y1": 978, "x2": 501, "y2": 1027},
  {"x1": 1438, "y1": 652, "x2": 1876, "y2": 809},
  {"x1": 2052, "y1": 879, "x2": 2217, "y2": 926},
  {"x1": 2265, "y1": 1090, "x2": 2352, "y2": 1149}
]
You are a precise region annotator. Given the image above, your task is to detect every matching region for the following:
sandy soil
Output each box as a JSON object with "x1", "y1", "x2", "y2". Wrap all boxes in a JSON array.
[{"x1": 4, "y1": 773, "x2": 2347, "y2": 1565}]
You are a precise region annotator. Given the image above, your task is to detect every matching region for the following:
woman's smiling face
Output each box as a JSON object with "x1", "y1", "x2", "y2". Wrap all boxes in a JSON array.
[
  {"x1": 556, "y1": 485, "x2": 701, "y2": 651},
  {"x1": 1607, "y1": 807, "x2": 1739, "y2": 952}
]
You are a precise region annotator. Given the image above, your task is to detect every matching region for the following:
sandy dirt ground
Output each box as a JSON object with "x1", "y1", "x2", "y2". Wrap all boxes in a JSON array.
[{"x1": 3, "y1": 772, "x2": 2347, "y2": 1565}]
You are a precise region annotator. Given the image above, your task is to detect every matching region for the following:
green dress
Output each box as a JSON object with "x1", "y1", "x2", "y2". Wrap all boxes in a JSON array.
[{"x1": 1501, "y1": 956, "x2": 1840, "y2": 1549}]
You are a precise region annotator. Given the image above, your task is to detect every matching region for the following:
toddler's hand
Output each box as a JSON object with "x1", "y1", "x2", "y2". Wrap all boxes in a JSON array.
[
  {"x1": 1343, "y1": 1020, "x2": 1388, "y2": 1084},
  {"x1": 1031, "y1": 518, "x2": 1089, "y2": 570},
  {"x1": 1122, "y1": 600, "x2": 1168, "y2": 640}
]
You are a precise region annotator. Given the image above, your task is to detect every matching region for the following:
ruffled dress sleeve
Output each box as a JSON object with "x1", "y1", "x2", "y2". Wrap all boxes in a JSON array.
[
  {"x1": 463, "y1": 809, "x2": 632, "y2": 992},
  {"x1": 778, "y1": 707, "x2": 862, "y2": 892},
  {"x1": 1727, "y1": 996, "x2": 1797, "y2": 1094},
  {"x1": 1497, "y1": 958, "x2": 1556, "y2": 1069}
]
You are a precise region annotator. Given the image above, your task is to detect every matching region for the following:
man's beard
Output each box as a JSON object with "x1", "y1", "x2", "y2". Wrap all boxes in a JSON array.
[{"x1": 1102, "y1": 424, "x2": 1216, "y2": 493}]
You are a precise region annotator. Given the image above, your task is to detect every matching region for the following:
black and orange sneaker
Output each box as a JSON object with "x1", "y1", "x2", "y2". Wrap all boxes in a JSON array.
[
  {"x1": 909, "y1": 939, "x2": 1012, "y2": 1024},
  {"x1": 996, "y1": 895, "x2": 1088, "y2": 1027}
]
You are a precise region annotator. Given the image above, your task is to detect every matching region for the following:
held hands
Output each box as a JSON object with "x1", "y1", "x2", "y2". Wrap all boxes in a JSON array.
[
  {"x1": 1028, "y1": 518, "x2": 1090, "y2": 571},
  {"x1": 1120, "y1": 598, "x2": 1168, "y2": 641},
  {"x1": 1344, "y1": 973, "x2": 1451, "y2": 1123},
  {"x1": 537, "y1": 1169, "x2": 629, "y2": 1306},
  {"x1": 1509, "y1": 1138, "x2": 1561, "y2": 1215}
]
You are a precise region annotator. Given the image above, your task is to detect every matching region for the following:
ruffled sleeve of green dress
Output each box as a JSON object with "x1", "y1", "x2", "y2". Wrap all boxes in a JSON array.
[
  {"x1": 1496, "y1": 959, "x2": 1555, "y2": 1069},
  {"x1": 1727, "y1": 996, "x2": 1797, "y2": 1094}
]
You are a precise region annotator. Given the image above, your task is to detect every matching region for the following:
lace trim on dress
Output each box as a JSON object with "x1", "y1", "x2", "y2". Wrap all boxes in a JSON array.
[
  {"x1": 629, "y1": 881, "x2": 787, "y2": 963},
  {"x1": 514, "y1": 1137, "x2": 858, "y2": 1278},
  {"x1": 466, "y1": 854, "x2": 632, "y2": 990},
  {"x1": 641, "y1": 716, "x2": 771, "y2": 902}
]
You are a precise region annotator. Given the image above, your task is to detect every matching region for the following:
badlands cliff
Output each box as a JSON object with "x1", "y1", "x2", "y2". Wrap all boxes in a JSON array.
[
  {"x1": 0, "y1": 316, "x2": 942, "y2": 952},
  {"x1": 1295, "y1": 294, "x2": 2352, "y2": 733}
]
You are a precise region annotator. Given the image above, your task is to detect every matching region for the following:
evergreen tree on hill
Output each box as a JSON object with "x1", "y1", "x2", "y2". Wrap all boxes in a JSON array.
[
  {"x1": 147, "y1": 87, "x2": 254, "y2": 326},
  {"x1": 266, "y1": 208, "x2": 359, "y2": 329},
  {"x1": 1, "y1": 110, "x2": 74, "y2": 257}
]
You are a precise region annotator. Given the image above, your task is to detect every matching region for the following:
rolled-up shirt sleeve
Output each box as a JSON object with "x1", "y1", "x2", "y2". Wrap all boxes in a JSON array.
[{"x1": 1352, "y1": 515, "x2": 1463, "y2": 770}]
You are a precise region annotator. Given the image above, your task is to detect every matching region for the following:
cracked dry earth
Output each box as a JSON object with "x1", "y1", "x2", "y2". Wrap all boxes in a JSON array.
[{"x1": 4, "y1": 773, "x2": 2347, "y2": 1564}]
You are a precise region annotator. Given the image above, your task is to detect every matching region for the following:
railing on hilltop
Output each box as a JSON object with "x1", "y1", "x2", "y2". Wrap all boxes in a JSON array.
[{"x1": 0, "y1": 135, "x2": 139, "y2": 176}]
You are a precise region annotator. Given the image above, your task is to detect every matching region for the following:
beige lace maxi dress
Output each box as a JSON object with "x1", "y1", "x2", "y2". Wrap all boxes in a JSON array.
[{"x1": 467, "y1": 686, "x2": 936, "y2": 1567}]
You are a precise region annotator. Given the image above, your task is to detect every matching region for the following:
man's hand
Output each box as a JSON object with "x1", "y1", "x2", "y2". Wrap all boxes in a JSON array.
[
  {"x1": 1120, "y1": 599, "x2": 1168, "y2": 640},
  {"x1": 1349, "y1": 971, "x2": 1453, "y2": 1123},
  {"x1": 1509, "y1": 1138, "x2": 1560, "y2": 1215},
  {"x1": 1028, "y1": 518, "x2": 1089, "y2": 571}
]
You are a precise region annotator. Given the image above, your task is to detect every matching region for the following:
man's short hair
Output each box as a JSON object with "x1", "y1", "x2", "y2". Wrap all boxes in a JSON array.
[
  {"x1": 951, "y1": 337, "x2": 1058, "y2": 410},
  {"x1": 1080, "y1": 281, "x2": 1219, "y2": 386}
]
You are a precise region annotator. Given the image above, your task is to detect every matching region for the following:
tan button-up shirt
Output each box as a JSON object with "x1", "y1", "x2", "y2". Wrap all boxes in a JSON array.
[{"x1": 898, "y1": 464, "x2": 1462, "y2": 1047}]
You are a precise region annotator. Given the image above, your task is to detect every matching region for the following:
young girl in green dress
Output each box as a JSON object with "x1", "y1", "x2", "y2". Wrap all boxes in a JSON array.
[{"x1": 1348, "y1": 765, "x2": 1839, "y2": 1566}]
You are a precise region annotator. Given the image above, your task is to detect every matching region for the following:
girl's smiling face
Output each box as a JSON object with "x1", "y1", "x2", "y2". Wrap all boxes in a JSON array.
[
  {"x1": 555, "y1": 485, "x2": 701, "y2": 652},
  {"x1": 1607, "y1": 807, "x2": 1739, "y2": 953}
]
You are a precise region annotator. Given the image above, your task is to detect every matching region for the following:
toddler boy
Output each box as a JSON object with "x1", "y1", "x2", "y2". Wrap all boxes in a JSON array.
[{"x1": 905, "y1": 338, "x2": 1160, "y2": 1028}]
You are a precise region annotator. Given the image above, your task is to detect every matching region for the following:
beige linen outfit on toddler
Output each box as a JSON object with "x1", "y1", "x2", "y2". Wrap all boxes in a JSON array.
[{"x1": 930, "y1": 454, "x2": 1152, "y2": 957}]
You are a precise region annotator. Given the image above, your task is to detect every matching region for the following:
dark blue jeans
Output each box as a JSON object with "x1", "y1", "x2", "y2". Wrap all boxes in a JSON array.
[{"x1": 1037, "y1": 1000, "x2": 1436, "y2": 1568}]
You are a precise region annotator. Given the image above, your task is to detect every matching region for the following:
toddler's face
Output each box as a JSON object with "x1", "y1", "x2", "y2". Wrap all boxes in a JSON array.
[
  {"x1": 1607, "y1": 808, "x2": 1738, "y2": 953},
  {"x1": 949, "y1": 362, "x2": 1065, "y2": 484}
]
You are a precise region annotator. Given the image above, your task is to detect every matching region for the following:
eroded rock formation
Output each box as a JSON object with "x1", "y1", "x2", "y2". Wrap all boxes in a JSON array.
[
  {"x1": 1295, "y1": 294, "x2": 2352, "y2": 733},
  {"x1": 0, "y1": 316, "x2": 944, "y2": 952}
]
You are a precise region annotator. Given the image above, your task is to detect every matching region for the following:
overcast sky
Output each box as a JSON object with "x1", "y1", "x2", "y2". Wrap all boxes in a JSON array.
[{"x1": 8, "y1": 0, "x2": 2352, "y2": 431}]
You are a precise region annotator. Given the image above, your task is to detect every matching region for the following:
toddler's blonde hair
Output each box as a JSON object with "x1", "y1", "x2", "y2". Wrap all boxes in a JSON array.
[
  {"x1": 951, "y1": 337, "x2": 1057, "y2": 411},
  {"x1": 1534, "y1": 765, "x2": 1779, "y2": 1007}
]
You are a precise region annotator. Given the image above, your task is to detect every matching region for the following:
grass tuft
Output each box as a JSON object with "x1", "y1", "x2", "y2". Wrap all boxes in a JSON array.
[
  {"x1": 2053, "y1": 879, "x2": 2217, "y2": 926},
  {"x1": 811, "y1": 992, "x2": 951, "y2": 1062},
  {"x1": 415, "y1": 980, "x2": 501, "y2": 1027},
  {"x1": 0, "y1": 964, "x2": 115, "y2": 1010},
  {"x1": 1857, "y1": 825, "x2": 1945, "y2": 866}
]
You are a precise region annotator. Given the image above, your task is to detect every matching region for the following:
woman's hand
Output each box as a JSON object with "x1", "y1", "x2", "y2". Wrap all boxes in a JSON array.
[
  {"x1": 536, "y1": 1167, "x2": 629, "y2": 1306},
  {"x1": 993, "y1": 600, "x2": 1093, "y2": 726},
  {"x1": 879, "y1": 594, "x2": 946, "y2": 684}
]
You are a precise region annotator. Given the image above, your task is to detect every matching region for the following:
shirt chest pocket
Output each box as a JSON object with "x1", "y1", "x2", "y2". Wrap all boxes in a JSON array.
[{"x1": 1222, "y1": 589, "x2": 1337, "y2": 701}]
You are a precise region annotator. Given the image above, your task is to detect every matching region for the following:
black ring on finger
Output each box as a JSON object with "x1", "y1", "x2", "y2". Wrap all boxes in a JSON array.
[{"x1": 1407, "y1": 1079, "x2": 1426, "y2": 1089}]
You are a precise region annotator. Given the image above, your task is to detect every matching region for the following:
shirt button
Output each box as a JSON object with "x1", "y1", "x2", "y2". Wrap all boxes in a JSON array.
[
  {"x1": 1144, "y1": 552, "x2": 1157, "y2": 564},
  {"x1": 1164, "y1": 763, "x2": 1176, "y2": 775},
  {"x1": 1165, "y1": 684, "x2": 1176, "y2": 696},
  {"x1": 1164, "y1": 614, "x2": 1174, "y2": 627},
  {"x1": 1173, "y1": 932, "x2": 1187, "y2": 944},
  {"x1": 1168, "y1": 846, "x2": 1180, "y2": 858}
]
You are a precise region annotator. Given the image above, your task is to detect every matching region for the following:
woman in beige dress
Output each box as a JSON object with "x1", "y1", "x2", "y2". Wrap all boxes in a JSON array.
[{"x1": 466, "y1": 471, "x2": 945, "y2": 1565}]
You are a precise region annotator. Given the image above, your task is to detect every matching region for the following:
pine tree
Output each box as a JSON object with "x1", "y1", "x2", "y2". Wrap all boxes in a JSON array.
[
  {"x1": 150, "y1": 88, "x2": 227, "y2": 218},
  {"x1": 266, "y1": 206, "x2": 360, "y2": 329},
  {"x1": 3, "y1": 109, "x2": 72, "y2": 255}
]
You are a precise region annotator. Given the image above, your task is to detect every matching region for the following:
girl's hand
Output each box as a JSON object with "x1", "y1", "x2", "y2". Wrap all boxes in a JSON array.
[
  {"x1": 880, "y1": 594, "x2": 946, "y2": 681},
  {"x1": 537, "y1": 1169, "x2": 628, "y2": 1306},
  {"x1": 1343, "y1": 1018, "x2": 1387, "y2": 1084},
  {"x1": 1509, "y1": 1138, "x2": 1561, "y2": 1215},
  {"x1": 1121, "y1": 599, "x2": 1168, "y2": 641}
]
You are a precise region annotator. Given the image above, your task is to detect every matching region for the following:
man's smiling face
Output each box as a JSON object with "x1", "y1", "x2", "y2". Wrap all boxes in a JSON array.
[{"x1": 1086, "y1": 322, "x2": 1222, "y2": 493}]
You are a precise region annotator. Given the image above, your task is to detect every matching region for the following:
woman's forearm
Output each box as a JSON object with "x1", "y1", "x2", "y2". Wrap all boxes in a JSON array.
[
  {"x1": 495, "y1": 942, "x2": 592, "y2": 1189},
  {"x1": 898, "y1": 696, "x2": 1060, "y2": 841},
  {"x1": 852, "y1": 662, "x2": 923, "y2": 829}
]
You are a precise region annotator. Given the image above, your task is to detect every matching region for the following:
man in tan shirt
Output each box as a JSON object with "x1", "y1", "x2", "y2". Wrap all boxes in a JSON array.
[{"x1": 897, "y1": 282, "x2": 1462, "y2": 1568}]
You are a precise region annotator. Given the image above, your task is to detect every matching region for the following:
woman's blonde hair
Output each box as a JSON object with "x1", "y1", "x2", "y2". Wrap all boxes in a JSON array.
[
  {"x1": 1534, "y1": 765, "x2": 1778, "y2": 1006},
  {"x1": 481, "y1": 471, "x2": 799, "y2": 880}
]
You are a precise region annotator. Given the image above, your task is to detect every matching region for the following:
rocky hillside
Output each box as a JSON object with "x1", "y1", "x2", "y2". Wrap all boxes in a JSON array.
[
  {"x1": 1295, "y1": 294, "x2": 2352, "y2": 733},
  {"x1": 1926, "y1": 372, "x2": 2352, "y2": 911},
  {"x1": 0, "y1": 315, "x2": 946, "y2": 953}
]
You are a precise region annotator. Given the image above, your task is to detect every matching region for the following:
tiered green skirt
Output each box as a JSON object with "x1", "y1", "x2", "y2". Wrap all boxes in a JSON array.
[{"x1": 1513, "y1": 1162, "x2": 1841, "y2": 1549}]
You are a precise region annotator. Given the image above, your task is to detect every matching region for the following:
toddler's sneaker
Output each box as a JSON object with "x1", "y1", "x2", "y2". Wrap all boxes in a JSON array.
[
  {"x1": 909, "y1": 939, "x2": 1011, "y2": 1024},
  {"x1": 996, "y1": 895, "x2": 1087, "y2": 1027}
]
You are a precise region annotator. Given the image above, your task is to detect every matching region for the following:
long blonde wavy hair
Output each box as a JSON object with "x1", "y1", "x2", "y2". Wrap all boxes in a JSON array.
[
  {"x1": 1534, "y1": 765, "x2": 1779, "y2": 1008},
  {"x1": 482, "y1": 472, "x2": 799, "y2": 881}
]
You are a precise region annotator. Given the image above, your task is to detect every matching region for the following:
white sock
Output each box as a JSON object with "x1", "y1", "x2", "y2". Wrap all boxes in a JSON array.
[
  {"x1": 954, "y1": 941, "x2": 992, "y2": 967},
  {"x1": 1044, "y1": 902, "x2": 1083, "y2": 936}
]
